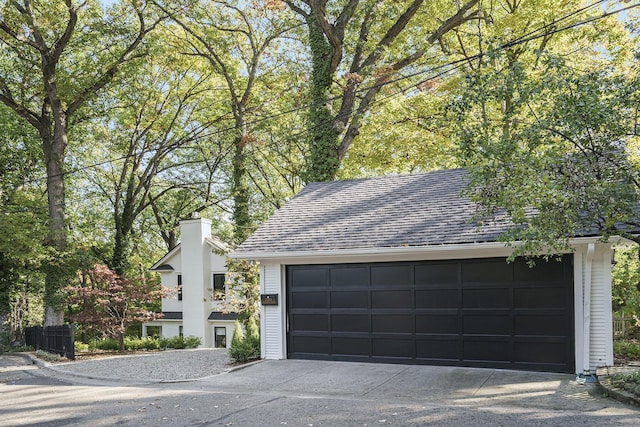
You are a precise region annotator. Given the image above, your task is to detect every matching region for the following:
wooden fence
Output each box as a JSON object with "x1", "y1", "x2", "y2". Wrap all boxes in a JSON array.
[{"x1": 613, "y1": 313, "x2": 637, "y2": 339}]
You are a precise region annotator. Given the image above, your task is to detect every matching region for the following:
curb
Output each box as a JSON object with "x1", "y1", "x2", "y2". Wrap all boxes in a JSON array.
[{"x1": 596, "y1": 372, "x2": 640, "y2": 407}]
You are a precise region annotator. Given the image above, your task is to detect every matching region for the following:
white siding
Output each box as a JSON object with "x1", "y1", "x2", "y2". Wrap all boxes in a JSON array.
[
  {"x1": 589, "y1": 245, "x2": 614, "y2": 369},
  {"x1": 261, "y1": 263, "x2": 285, "y2": 359}
]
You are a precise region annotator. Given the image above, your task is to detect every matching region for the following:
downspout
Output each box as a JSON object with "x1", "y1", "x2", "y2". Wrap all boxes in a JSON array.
[{"x1": 583, "y1": 243, "x2": 595, "y2": 374}]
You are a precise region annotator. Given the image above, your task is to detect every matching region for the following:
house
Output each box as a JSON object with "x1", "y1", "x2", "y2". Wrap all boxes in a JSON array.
[
  {"x1": 230, "y1": 168, "x2": 622, "y2": 374},
  {"x1": 143, "y1": 216, "x2": 237, "y2": 348}
]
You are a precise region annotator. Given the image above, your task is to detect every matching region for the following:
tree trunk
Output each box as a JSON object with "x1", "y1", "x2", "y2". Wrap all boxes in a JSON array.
[
  {"x1": 42, "y1": 126, "x2": 68, "y2": 327},
  {"x1": 232, "y1": 132, "x2": 251, "y2": 243},
  {"x1": 303, "y1": 14, "x2": 340, "y2": 183}
]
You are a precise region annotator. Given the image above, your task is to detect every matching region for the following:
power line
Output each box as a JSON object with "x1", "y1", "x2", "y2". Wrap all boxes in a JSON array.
[{"x1": 1, "y1": 0, "x2": 635, "y2": 211}]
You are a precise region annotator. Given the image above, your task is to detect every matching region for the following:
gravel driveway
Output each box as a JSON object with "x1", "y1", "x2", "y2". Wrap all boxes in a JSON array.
[{"x1": 47, "y1": 348, "x2": 232, "y2": 382}]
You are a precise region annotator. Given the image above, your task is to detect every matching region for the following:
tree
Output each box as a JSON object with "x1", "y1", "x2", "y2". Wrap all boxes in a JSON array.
[
  {"x1": 65, "y1": 264, "x2": 164, "y2": 350},
  {"x1": 155, "y1": 0, "x2": 296, "y2": 242},
  {"x1": 451, "y1": 54, "x2": 640, "y2": 256},
  {"x1": 283, "y1": 0, "x2": 481, "y2": 182},
  {"x1": 0, "y1": 0, "x2": 164, "y2": 325},
  {"x1": 80, "y1": 32, "x2": 228, "y2": 276}
]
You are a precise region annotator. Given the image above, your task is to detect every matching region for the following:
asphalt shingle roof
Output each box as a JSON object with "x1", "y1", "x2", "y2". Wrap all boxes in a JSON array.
[{"x1": 236, "y1": 169, "x2": 516, "y2": 255}]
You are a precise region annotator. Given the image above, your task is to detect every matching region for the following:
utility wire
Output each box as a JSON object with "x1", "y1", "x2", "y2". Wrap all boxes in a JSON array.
[{"x1": 1, "y1": 1, "x2": 636, "y2": 215}]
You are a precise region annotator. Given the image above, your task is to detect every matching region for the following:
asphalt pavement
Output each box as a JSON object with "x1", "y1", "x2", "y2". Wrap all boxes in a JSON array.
[{"x1": 1, "y1": 352, "x2": 639, "y2": 426}]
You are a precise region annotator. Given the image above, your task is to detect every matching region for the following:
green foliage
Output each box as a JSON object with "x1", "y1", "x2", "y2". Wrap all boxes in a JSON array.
[
  {"x1": 89, "y1": 338, "x2": 121, "y2": 351},
  {"x1": 614, "y1": 340, "x2": 640, "y2": 359},
  {"x1": 612, "y1": 247, "x2": 640, "y2": 316},
  {"x1": 452, "y1": 51, "x2": 640, "y2": 257},
  {"x1": 159, "y1": 335, "x2": 202, "y2": 349},
  {"x1": 124, "y1": 337, "x2": 161, "y2": 351},
  {"x1": 229, "y1": 319, "x2": 260, "y2": 363},
  {"x1": 74, "y1": 341, "x2": 89, "y2": 353},
  {"x1": 611, "y1": 370, "x2": 640, "y2": 397},
  {"x1": 224, "y1": 259, "x2": 260, "y2": 321}
]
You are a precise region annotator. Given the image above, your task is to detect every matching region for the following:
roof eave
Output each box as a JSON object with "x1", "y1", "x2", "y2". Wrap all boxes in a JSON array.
[{"x1": 230, "y1": 236, "x2": 617, "y2": 262}]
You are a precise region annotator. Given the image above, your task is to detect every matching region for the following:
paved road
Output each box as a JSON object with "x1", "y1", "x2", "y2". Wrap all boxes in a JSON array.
[{"x1": 1, "y1": 354, "x2": 639, "y2": 426}]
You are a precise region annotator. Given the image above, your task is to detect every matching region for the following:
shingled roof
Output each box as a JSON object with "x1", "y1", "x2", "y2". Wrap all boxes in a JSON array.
[{"x1": 235, "y1": 169, "x2": 518, "y2": 255}]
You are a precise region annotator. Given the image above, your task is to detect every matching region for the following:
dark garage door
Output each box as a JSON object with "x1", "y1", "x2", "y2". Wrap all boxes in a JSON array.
[{"x1": 287, "y1": 256, "x2": 574, "y2": 373}]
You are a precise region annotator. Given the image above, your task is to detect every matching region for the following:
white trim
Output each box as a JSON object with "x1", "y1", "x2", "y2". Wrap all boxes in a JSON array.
[
  {"x1": 230, "y1": 237, "x2": 608, "y2": 262},
  {"x1": 574, "y1": 248, "x2": 584, "y2": 374},
  {"x1": 583, "y1": 243, "x2": 595, "y2": 373}
]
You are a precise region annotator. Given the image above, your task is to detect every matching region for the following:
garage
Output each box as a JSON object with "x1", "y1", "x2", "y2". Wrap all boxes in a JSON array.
[
  {"x1": 287, "y1": 256, "x2": 574, "y2": 373},
  {"x1": 232, "y1": 169, "x2": 615, "y2": 374}
]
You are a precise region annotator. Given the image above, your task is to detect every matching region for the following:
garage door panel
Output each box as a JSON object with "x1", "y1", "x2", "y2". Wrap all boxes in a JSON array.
[
  {"x1": 332, "y1": 337, "x2": 370, "y2": 356},
  {"x1": 414, "y1": 263, "x2": 459, "y2": 284},
  {"x1": 463, "y1": 314, "x2": 511, "y2": 335},
  {"x1": 290, "y1": 314, "x2": 328, "y2": 331},
  {"x1": 291, "y1": 291, "x2": 328, "y2": 309},
  {"x1": 462, "y1": 260, "x2": 513, "y2": 282},
  {"x1": 287, "y1": 256, "x2": 574, "y2": 373},
  {"x1": 514, "y1": 288, "x2": 566, "y2": 308},
  {"x1": 514, "y1": 314, "x2": 568, "y2": 336},
  {"x1": 371, "y1": 265, "x2": 412, "y2": 286},
  {"x1": 515, "y1": 341, "x2": 570, "y2": 364},
  {"x1": 331, "y1": 291, "x2": 368, "y2": 308},
  {"x1": 372, "y1": 314, "x2": 413, "y2": 333},
  {"x1": 415, "y1": 289, "x2": 458, "y2": 308},
  {"x1": 416, "y1": 338, "x2": 460, "y2": 360},
  {"x1": 463, "y1": 288, "x2": 510, "y2": 308},
  {"x1": 372, "y1": 290, "x2": 411, "y2": 308},
  {"x1": 331, "y1": 314, "x2": 369, "y2": 332},
  {"x1": 514, "y1": 258, "x2": 565, "y2": 282},
  {"x1": 330, "y1": 266, "x2": 370, "y2": 287},
  {"x1": 416, "y1": 314, "x2": 459, "y2": 334},
  {"x1": 372, "y1": 337, "x2": 414, "y2": 358},
  {"x1": 291, "y1": 335, "x2": 330, "y2": 354},
  {"x1": 290, "y1": 268, "x2": 328, "y2": 287},
  {"x1": 463, "y1": 338, "x2": 510, "y2": 361}
]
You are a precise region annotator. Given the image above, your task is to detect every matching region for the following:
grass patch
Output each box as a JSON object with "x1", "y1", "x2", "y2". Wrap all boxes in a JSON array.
[{"x1": 614, "y1": 340, "x2": 640, "y2": 359}]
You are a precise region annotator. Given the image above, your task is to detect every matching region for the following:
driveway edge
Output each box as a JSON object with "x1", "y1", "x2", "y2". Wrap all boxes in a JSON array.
[{"x1": 596, "y1": 367, "x2": 640, "y2": 407}]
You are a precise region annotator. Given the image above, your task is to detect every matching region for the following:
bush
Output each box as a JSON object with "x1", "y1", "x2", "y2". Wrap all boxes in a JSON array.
[
  {"x1": 124, "y1": 336, "x2": 160, "y2": 351},
  {"x1": 229, "y1": 319, "x2": 260, "y2": 364},
  {"x1": 74, "y1": 341, "x2": 89, "y2": 353},
  {"x1": 159, "y1": 335, "x2": 201, "y2": 349},
  {"x1": 88, "y1": 338, "x2": 120, "y2": 351}
]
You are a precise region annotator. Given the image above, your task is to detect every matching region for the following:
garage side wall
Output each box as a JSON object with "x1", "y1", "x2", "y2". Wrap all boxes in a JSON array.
[
  {"x1": 589, "y1": 244, "x2": 614, "y2": 370},
  {"x1": 574, "y1": 243, "x2": 614, "y2": 373},
  {"x1": 261, "y1": 263, "x2": 286, "y2": 359}
]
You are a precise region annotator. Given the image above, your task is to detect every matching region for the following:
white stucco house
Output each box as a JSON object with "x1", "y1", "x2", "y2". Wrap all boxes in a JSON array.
[
  {"x1": 143, "y1": 217, "x2": 237, "y2": 348},
  {"x1": 230, "y1": 169, "x2": 626, "y2": 374}
]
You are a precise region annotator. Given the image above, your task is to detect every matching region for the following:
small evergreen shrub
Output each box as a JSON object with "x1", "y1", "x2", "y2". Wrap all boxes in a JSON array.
[{"x1": 229, "y1": 319, "x2": 260, "y2": 363}]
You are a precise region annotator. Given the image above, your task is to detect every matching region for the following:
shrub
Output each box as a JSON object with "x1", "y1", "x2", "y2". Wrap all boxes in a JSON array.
[
  {"x1": 74, "y1": 341, "x2": 89, "y2": 352},
  {"x1": 124, "y1": 337, "x2": 159, "y2": 351},
  {"x1": 88, "y1": 338, "x2": 120, "y2": 351},
  {"x1": 229, "y1": 319, "x2": 260, "y2": 364},
  {"x1": 159, "y1": 335, "x2": 201, "y2": 349}
]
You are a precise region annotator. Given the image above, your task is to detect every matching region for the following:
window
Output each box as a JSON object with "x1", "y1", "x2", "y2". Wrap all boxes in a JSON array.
[
  {"x1": 177, "y1": 274, "x2": 182, "y2": 301},
  {"x1": 213, "y1": 273, "x2": 225, "y2": 300},
  {"x1": 179, "y1": 326, "x2": 183, "y2": 338},
  {"x1": 146, "y1": 326, "x2": 161, "y2": 339},
  {"x1": 214, "y1": 327, "x2": 226, "y2": 348}
]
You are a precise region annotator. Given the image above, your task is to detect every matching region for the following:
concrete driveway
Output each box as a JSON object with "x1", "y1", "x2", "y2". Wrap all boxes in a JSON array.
[
  {"x1": 204, "y1": 359, "x2": 618, "y2": 411},
  {"x1": 3, "y1": 354, "x2": 640, "y2": 426}
]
